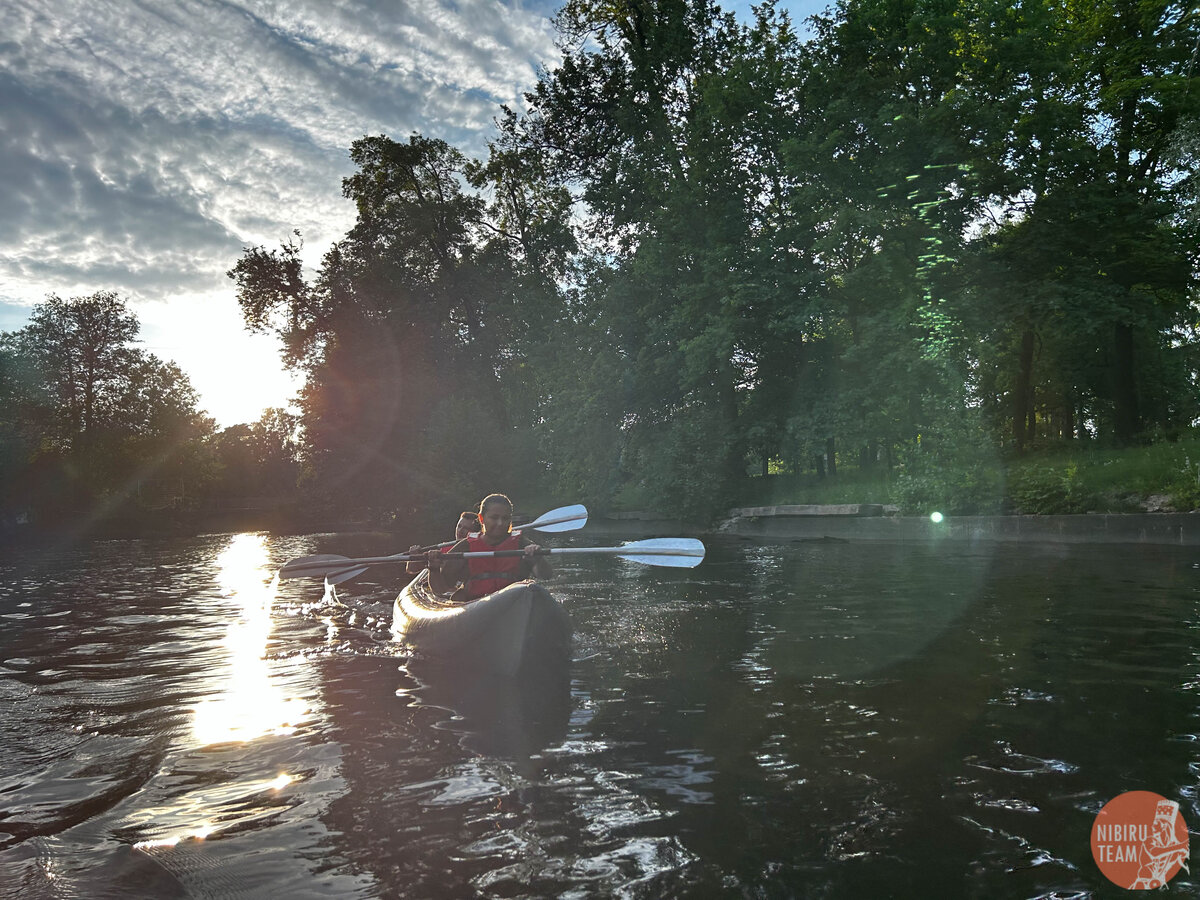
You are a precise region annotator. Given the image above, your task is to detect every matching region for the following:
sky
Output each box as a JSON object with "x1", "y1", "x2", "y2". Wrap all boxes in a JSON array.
[{"x1": 0, "y1": 0, "x2": 827, "y2": 427}]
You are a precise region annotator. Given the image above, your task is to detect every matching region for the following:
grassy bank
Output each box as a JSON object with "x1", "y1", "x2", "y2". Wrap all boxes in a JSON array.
[{"x1": 743, "y1": 436, "x2": 1200, "y2": 515}]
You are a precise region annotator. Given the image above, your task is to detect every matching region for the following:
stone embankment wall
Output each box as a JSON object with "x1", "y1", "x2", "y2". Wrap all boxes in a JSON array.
[{"x1": 589, "y1": 506, "x2": 1200, "y2": 546}]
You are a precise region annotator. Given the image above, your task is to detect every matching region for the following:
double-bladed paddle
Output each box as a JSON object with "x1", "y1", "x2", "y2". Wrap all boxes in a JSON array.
[
  {"x1": 278, "y1": 504, "x2": 589, "y2": 584},
  {"x1": 279, "y1": 537, "x2": 706, "y2": 584}
]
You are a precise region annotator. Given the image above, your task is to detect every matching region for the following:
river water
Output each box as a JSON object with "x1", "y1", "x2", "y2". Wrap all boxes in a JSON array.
[{"x1": 0, "y1": 532, "x2": 1196, "y2": 898}]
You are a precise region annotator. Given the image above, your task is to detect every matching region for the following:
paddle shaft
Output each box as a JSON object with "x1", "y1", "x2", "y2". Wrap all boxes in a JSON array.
[
  {"x1": 280, "y1": 536, "x2": 706, "y2": 580},
  {"x1": 313, "y1": 548, "x2": 696, "y2": 564},
  {"x1": 440, "y1": 547, "x2": 702, "y2": 560},
  {"x1": 325, "y1": 547, "x2": 697, "y2": 583}
]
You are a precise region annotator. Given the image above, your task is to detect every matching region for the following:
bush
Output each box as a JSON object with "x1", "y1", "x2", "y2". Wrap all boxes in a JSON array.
[
  {"x1": 1006, "y1": 461, "x2": 1095, "y2": 514},
  {"x1": 893, "y1": 462, "x2": 1004, "y2": 515},
  {"x1": 1168, "y1": 459, "x2": 1200, "y2": 511}
]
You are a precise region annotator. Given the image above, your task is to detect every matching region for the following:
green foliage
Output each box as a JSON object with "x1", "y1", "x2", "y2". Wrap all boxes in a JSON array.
[
  {"x1": 209, "y1": 408, "x2": 301, "y2": 500},
  {"x1": 215, "y1": 0, "x2": 1200, "y2": 524},
  {"x1": 1168, "y1": 466, "x2": 1200, "y2": 512},
  {"x1": 745, "y1": 470, "x2": 895, "y2": 507},
  {"x1": 1006, "y1": 461, "x2": 1093, "y2": 515},
  {"x1": 752, "y1": 434, "x2": 1200, "y2": 515},
  {"x1": 622, "y1": 405, "x2": 740, "y2": 524},
  {"x1": 893, "y1": 438, "x2": 1006, "y2": 516},
  {"x1": 1, "y1": 293, "x2": 214, "y2": 529}
]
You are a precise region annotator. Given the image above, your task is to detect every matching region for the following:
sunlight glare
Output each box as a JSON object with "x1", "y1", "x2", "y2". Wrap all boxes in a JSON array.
[
  {"x1": 192, "y1": 534, "x2": 311, "y2": 745},
  {"x1": 133, "y1": 822, "x2": 214, "y2": 850},
  {"x1": 139, "y1": 292, "x2": 301, "y2": 427},
  {"x1": 128, "y1": 771, "x2": 299, "y2": 850}
]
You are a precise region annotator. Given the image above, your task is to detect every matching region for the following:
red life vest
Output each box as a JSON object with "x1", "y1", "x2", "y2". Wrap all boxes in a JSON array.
[{"x1": 465, "y1": 531, "x2": 524, "y2": 599}]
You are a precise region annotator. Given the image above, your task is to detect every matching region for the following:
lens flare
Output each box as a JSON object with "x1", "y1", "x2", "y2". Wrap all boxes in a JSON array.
[{"x1": 930, "y1": 511, "x2": 944, "y2": 524}]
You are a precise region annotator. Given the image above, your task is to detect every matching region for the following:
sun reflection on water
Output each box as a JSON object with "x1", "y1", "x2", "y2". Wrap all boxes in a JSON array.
[
  {"x1": 191, "y1": 534, "x2": 310, "y2": 746},
  {"x1": 130, "y1": 773, "x2": 298, "y2": 849}
]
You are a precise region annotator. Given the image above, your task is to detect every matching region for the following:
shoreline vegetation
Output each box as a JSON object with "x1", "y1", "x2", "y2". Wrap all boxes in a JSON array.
[
  {"x1": 742, "y1": 435, "x2": 1200, "y2": 517},
  {"x1": 5, "y1": 437, "x2": 1198, "y2": 548}
]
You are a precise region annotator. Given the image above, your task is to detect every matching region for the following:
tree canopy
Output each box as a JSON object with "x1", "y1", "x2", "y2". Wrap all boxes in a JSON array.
[
  {"x1": 220, "y1": 0, "x2": 1197, "y2": 523},
  {"x1": 1, "y1": 292, "x2": 214, "y2": 528}
]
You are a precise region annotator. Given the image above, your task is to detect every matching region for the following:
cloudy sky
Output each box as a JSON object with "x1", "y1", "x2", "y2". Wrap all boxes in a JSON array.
[{"x1": 1, "y1": 0, "x2": 823, "y2": 426}]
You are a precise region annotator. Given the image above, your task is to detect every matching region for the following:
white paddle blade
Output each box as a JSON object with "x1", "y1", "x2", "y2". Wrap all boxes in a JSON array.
[
  {"x1": 526, "y1": 504, "x2": 588, "y2": 533},
  {"x1": 618, "y1": 538, "x2": 706, "y2": 568},
  {"x1": 279, "y1": 554, "x2": 354, "y2": 580},
  {"x1": 325, "y1": 565, "x2": 370, "y2": 585}
]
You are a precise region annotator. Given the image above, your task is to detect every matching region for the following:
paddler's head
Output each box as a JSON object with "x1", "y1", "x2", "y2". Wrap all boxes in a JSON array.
[
  {"x1": 456, "y1": 511, "x2": 479, "y2": 541},
  {"x1": 478, "y1": 494, "x2": 513, "y2": 542}
]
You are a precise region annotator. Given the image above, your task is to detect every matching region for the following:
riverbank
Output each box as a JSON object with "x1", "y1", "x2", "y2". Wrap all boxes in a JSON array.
[
  {"x1": 585, "y1": 507, "x2": 1200, "y2": 547},
  {"x1": 7, "y1": 503, "x2": 1199, "y2": 548}
]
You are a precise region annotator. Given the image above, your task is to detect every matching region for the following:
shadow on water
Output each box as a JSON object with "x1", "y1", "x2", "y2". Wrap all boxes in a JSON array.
[
  {"x1": 309, "y1": 651, "x2": 574, "y2": 899},
  {"x1": 405, "y1": 658, "x2": 572, "y2": 759}
]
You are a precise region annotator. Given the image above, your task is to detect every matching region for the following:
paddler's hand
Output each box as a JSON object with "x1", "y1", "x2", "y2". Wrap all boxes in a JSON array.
[
  {"x1": 524, "y1": 543, "x2": 541, "y2": 556},
  {"x1": 426, "y1": 549, "x2": 444, "y2": 569}
]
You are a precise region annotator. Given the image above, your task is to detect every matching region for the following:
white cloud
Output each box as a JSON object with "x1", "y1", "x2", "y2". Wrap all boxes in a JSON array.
[
  {"x1": 0, "y1": 0, "x2": 822, "y2": 424},
  {"x1": 0, "y1": 0, "x2": 558, "y2": 424}
]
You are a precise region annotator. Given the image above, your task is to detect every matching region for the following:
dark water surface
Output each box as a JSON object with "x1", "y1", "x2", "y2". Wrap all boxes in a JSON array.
[{"x1": 0, "y1": 533, "x2": 1197, "y2": 898}]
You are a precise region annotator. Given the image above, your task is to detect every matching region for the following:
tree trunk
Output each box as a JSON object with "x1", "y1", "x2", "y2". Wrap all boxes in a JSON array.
[
  {"x1": 1013, "y1": 328, "x2": 1035, "y2": 453},
  {"x1": 825, "y1": 437, "x2": 837, "y2": 478},
  {"x1": 1113, "y1": 321, "x2": 1139, "y2": 444},
  {"x1": 719, "y1": 369, "x2": 742, "y2": 485}
]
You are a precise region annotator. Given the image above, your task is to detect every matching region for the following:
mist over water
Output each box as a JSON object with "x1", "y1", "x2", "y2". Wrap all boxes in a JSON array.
[{"x1": 0, "y1": 533, "x2": 1196, "y2": 897}]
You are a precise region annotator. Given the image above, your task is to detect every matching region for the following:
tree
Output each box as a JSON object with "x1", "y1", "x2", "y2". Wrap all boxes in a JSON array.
[
  {"x1": 17, "y1": 292, "x2": 139, "y2": 458},
  {"x1": 520, "y1": 0, "x2": 819, "y2": 517},
  {"x1": 230, "y1": 134, "x2": 546, "y2": 519},
  {"x1": 808, "y1": 0, "x2": 1200, "y2": 453},
  {"x1": 1, "y1": 292, "x2": 213, "y2": 524},
  {"x1": 208, "y1": 408, "x2": 301, "y2": 499},
  {"x1": 220, "y1": 0, "x2": 1200, "y2": 521}
]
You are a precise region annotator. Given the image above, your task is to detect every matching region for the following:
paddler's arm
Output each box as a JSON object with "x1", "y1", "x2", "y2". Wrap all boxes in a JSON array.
[
  {"x1": 426, "y1": 540, "x2": 468, "y2": 595},
  {"x1": 520, "y1": 535, "x2": 553, "y2": 580}
]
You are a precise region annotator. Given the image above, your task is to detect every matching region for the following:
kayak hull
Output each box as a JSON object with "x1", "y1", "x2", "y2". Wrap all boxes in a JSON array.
[{"x1": 392, "y1": 570, "x2": 572, "y2": 675}]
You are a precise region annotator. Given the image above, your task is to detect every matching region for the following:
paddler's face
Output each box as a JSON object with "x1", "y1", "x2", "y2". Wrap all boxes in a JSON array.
[
  {"x1": 456, "y1": 517, "x2": 476, "y2": 540},
  {"x1": 480, "y1": 505, "x2": 512, "y2": 540}
]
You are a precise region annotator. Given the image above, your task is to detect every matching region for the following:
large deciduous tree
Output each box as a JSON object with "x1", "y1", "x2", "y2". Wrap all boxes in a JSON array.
[{"x1": 230, "y1": 133, "x2": 566, "y2": 518}]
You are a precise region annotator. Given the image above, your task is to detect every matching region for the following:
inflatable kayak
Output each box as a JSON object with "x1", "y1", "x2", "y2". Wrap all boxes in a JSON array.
[{"x1": 392, "y1": 570, "x2": 572, "y2": 675}]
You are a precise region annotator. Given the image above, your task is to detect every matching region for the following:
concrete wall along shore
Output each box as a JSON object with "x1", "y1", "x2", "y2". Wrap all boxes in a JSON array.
[{"x1": 589, "y1": 506, "x2": 1200, "y2": 546}]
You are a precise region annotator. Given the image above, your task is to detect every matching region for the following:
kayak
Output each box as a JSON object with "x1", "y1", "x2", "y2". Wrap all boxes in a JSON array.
[{"x1": 392, "y1": 569, "x2": 572, "y2": 675}]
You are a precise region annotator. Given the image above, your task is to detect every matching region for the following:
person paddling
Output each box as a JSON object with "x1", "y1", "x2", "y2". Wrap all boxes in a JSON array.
[
  {"x1": 406, "y1": 511, "x2": 479, "y2": 576},
  {"x1": 427, "y1": 493, "x2": 552, "y2": 600}
]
